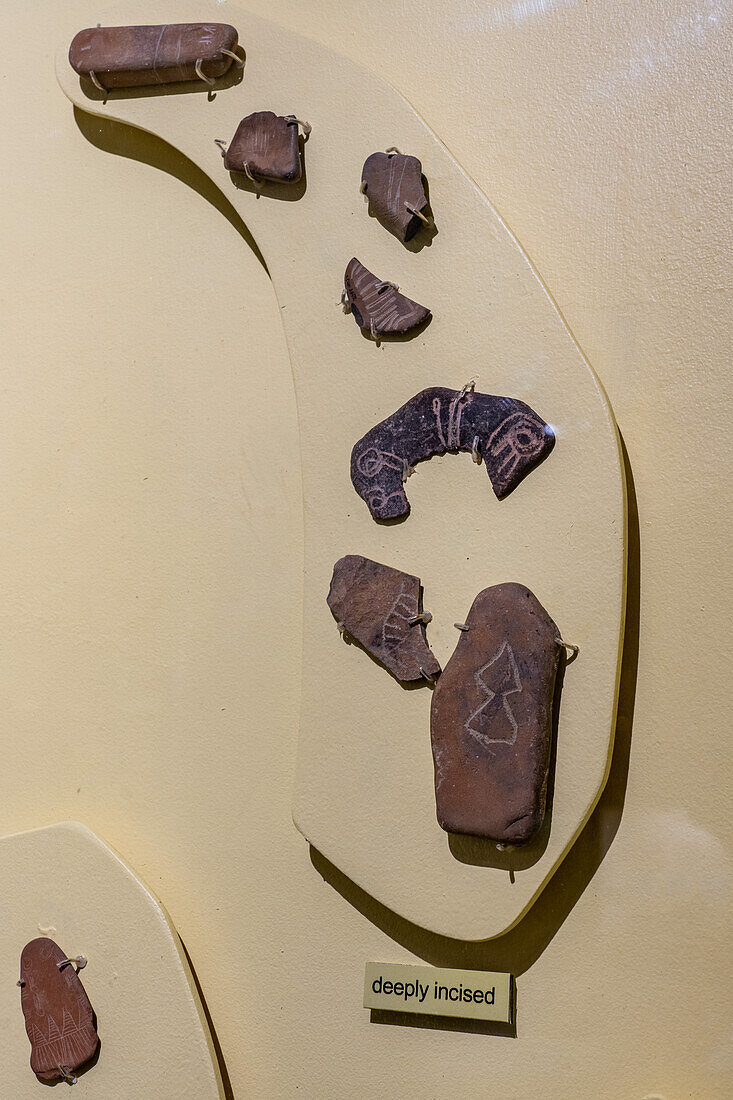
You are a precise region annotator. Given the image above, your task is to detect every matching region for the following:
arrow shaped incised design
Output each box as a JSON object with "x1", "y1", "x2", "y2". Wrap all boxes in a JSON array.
[{"x1": 465, "y1": 640, "x2": 522, "y2": 750}]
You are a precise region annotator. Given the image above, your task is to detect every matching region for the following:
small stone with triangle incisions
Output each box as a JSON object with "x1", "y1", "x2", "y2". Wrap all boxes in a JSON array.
[{"x1": 19, "y1": 937, "x2": 99, "y2": 1084}]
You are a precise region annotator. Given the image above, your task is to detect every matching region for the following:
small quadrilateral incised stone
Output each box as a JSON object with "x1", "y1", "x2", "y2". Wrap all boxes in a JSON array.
[{"x1": 327, "y1": 555, "x2": 440, "y2": 683}]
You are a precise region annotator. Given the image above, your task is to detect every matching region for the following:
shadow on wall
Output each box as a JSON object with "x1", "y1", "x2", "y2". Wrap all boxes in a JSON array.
[
  {"x1": 178, "y1": 937, "x2": 235, "y2": 1100},
  {"x1": 311, "y1": 434, "x2": 640, "y2": 1008},
  {"x1": 73, "y1": 108, "x2": 268, "y2": 275}
]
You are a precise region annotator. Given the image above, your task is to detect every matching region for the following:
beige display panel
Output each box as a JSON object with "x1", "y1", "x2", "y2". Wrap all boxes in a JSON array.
[
  {"x1": 0, "y1": 823, "x2": 223, "y2": 1098},
  {"x1": 57, "y1": 0, "x2": 625, "y2": 941}
]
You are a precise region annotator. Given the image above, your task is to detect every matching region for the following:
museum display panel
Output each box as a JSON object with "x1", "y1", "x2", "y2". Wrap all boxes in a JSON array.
[{"x1": 1, "y1": 0, "x2": 729, "y2": 1095}]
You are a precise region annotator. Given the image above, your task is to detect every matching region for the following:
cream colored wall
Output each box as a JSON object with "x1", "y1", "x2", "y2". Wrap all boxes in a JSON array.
[
  {"x1": 0, "y1": 824, "x2": 224, "y2": 1098},
  {"x1": 2, "y1": 1, "x2": 730, "y2": 1097}
]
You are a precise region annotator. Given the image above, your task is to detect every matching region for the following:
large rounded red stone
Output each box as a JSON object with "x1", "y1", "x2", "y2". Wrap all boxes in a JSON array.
[{"x1": 430, "y1": 583, "x2": 562, "y2": 843}]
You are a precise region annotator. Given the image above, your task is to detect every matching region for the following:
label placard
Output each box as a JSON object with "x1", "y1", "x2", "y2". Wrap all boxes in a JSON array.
[{"x1": 364, "y1": 962, "x2": 513, "y2": 1023}]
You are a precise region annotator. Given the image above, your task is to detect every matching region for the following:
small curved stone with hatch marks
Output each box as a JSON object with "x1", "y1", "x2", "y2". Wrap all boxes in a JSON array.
[
  {"x1": 327, "y1": 555, "x2": 440, "y2": 683},
  {"x1": 430, "y1": 583, "x2": 563, "y2": 843},
  {"x1": 222, "y1": 112, "x2": 304, "y2": 183},
  {"x1": 350, "y1": 386, "x2": 554, "y2": 521},
  {"x1": 68, "y1": 23, "x2": 240, "y2": 90},
  {"x1": 343, "y1": 258, "x2": 431, "y2": 339},
  {"x1": 19, "y1": 937, "x2": 99, "y2": 1084},
  {"x1": 361, "y1": 151, "x2": 429, "y2": 242}
]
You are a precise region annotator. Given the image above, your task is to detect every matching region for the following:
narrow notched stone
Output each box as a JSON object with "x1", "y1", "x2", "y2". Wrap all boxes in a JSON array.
[
  {"x1": 430, "y1": 583, "x2": 562, "y2": 843},
  {"x1": 350, "y1": 386, "x2": 554, "y2": 521},
  {"x1": 327, "y1": 555, "x2": 440, "y2": 683},
  {"x1": 344, "y1": 258, "x2": 430, "y2": 339},
  {"x1": 68, "y1": 23, "x2": 239, "y2": 89},
  {"x1": 19, "y1": 938, "x2": 99, "y2": 1084},
  {"x1": 361, "y1": 151, "x2": 429, "y2": 242},
  {"x1": 223, "y1": 112, "x2": 302, "y2": 183}
]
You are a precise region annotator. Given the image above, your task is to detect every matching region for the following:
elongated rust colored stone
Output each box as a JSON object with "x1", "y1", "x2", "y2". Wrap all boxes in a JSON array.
[
  {"x1": 430, "y1": 584, "x2": 562, "y2": 843},
  {"x1": 361, "y1": 151, "x2": 429, "y2": 242},
  {"x1": 344, "y1": 258, "x2": 430, "y2": 339},
  {"x1": 223, "y1": 112, "x2": 302, "y2": 183},
  {"x1": 351, "y1": 386, "x2": 554, "y2": 521},
  {"x1": 328, "y1": 555, "x2": 440, "y2": 683},
  {"x1": 68, "y1": 23, "x2": 238, "y2": 89},
  {"x1": 19, "y1": 938, "x2": 98, "y2": 1084}
]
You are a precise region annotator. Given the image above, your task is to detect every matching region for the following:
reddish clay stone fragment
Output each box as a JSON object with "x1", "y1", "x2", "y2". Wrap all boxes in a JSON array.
[
  {"x1": 344, "y1": 258, "x2": 431, "y2": 339},
  {"x1": 351, "y1": 386, "x2": 554, "y2": 521},
  {"x1": 361, "y1": 151, "x2": 429, "y2": 242},
  {"x1": 68, "y1": 23, "x2": 239, "y2": 89},
  {"x1": 430, "y1": 584, "x2": 562, "y2": 843},
  {"x1": 19, "y1": 938, "x2": 99, "y2": 1084},
  {"x1": 327, "y1": 555, "x2": 440, "y2": 683},
  {"x1": 223, "y1": 112, "x2": 302, "y2": 183}
]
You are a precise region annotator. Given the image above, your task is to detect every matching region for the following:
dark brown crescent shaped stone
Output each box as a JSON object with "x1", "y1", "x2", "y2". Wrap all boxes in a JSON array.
[
  {"x1": 19, "y1": 938, "x2": 99, "y2": 1084},
  {"x1": 350, "y1": 386, "x2": 554, "y2": 521},
  {"x1": 344, "y1": 258, "x2": 431, "y2": 338},
  {"x1": 361, "y1": 152, "x2": 429, "y2": 242},
  {"x1": 223, "y1": 112, "x2": 302, "y2": 183},
  {"x1": 327, "y1": 555, "x2": 441, "y2": 683},
  {"x1": 68, "y1": 24, "x2": 238, "y2": 89},
  {"x1": 430, "y1": 584, "x2": 562, "y2": 843}
]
